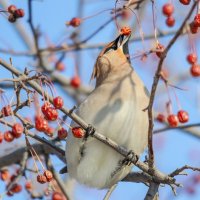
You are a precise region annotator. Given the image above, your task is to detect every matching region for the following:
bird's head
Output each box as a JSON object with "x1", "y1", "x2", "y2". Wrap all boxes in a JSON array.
[{"x1": 91, "y1": 33, "x2": 131, "y2": 85}]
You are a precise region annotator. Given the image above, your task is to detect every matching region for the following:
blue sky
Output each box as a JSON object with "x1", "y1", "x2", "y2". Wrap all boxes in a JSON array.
[{"x1": 0, "y1": 0, "x2": 200, "y2": 200}]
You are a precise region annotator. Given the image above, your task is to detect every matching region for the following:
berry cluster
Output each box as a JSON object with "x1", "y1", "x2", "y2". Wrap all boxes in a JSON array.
[
  {"x1": 162, "y1": 3, "x2": 175, "y2": 27},
  {"x1": 37, "y1": 170, "x2": 53, "y2": 184},
  {"x1": 0, "y1": 122, "x2": 23, "y2": 143},
  {"x1": 186, "y1": 53, "x2": 200, "y2": 77},
  {"x1": 35, "y1": 96, "x2": 65, "y2": 137},
  {"x1": 157, "y1": 109, "x2": 189, "y2": 128},
  {"x1": 167, "y1": 110, "x2": 189, "y2": 127},
  {"x1": 0, "y1": 169, "x2": 22, "y2": 197},
  {"x1": 7, "y1": 5, "x2": 24, "y2": 23},
  {"x1": 7, "y1": 183, "x2": 22, "y2": 196},
  {"x1": 1, "y1": 105, "x2": 12, "y2": 116}
]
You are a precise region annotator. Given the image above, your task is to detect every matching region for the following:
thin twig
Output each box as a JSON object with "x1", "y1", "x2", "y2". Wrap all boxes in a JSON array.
[{"x1": 147, "y1": 1, "x2": 198, "y2": 171}]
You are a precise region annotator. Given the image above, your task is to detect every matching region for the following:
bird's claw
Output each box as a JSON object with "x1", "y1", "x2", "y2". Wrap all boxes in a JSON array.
[
  {"x1": 85, "y1": 124, "x2": 96, "y2": 138},
  {"x1": 122, "y1": 150, "x2": 139, "y2": 166}
]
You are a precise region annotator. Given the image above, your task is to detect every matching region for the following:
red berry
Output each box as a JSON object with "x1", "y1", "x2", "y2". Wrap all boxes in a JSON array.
[
  {"x1": 4, "y1": 131, "x2": 14, "y2": 142},
  {"x1": 53, "y1": 96, "x2": 64, "y2": 109},
  {"x1": 55, "y1": 62, "x2": 65, "y2": 71},
  {"x1": 43, "y1": 170, "x2": 53, "y2": 182},
  {"x1": 190, "y1": 64, "x2": 200, "y2": 77},
  {"x1": 0, "y1": 132, "x2": 3, "y2": 143},
  {"x1": 72, "y1": 127, "x2": 85, "y2": 138},
  {"x1": 162, "y1": 3, "x2": 174, "y2": 17},
  {"x1": 120, "y1": 10, "x2": 131, "y2": 20},
  {"x1": 68, "y1": 17, "x2": 82, "y2": 27},
  {"x1": 156, "y1": 113, "x2": 165, "y2": 123},
  {"x1": 1, "y1": 105, "x2": 12, "y2": 116},
  {"x1": 45, "y1": 126, "x2": 54, "y2": 137},
  {"x1": 37, "y1": 174, "x2": 47, "y2": 184},
  {"x1": 194, "y1": 14, "x2": 200, "y2": 27},
  {"x1": 58, "y1": 128, "x2": 68, "y2": 139},
  {"x1": 41, "y1": 102, "x2": 51, "y2": 115},
  {"x1": 7, "y1": 190, "x2": 13, "y2": 196},
  {"x1": 52, "y1": 192, "x2": 64, "y2": 200},
  {"x1": 25, "y1": 181, "x2": 32, "y2": 190},
  {"x1": 35, "y1": 116, "x2": 49, "y2": 132},
  {"x1": 166, "y1": 16, "x2": 175, "y2": 27},
  {"x1": 155, "y1": 43, "x2": 165, "y2": 58},
  {"x1": 11, "y1": 183, "x2": 22, "y2": 193},
  {"x1": 12, "y1": 123, "x2": 24, "y2": 138},
  {"x1": 8, "y1": 14, "x2": 17, "y2": 23},
  {"x1": 179, "y1": 0, "x2": 191, "y2": 5},
  {"x1": 167, "y1": 114, "x2": 179, "y2": 127},
  {"x1": 120, "y1": 26, "x2": 132, "y2": 35},
  {"x1": 186, "y1": 186, "x2": 195, "y2": 195},
  {"x1": 70, "y1": 76, "x2": 81, "y2": 88},
  {"x1": 8, "y1": 5, "x2": 17, "y2": 13},
  {"x1": 177, "y1": 110, "x2": 189, "y2": 123},
  {"x1": 43, "y1": 107, "x2": 58, "y2": 121},
  {"x1": 187, "y1": 53, "x2": 197, "y2": 64},
  {"x1": 189, "y1": 22, "x2": 199, "y2": 34},
  {"x1": 14, "y1": 9, "x2": 24, "y2": 18},
  {"x1": 10, "y1": 174, "x2": 17, "y2": 182},
  {"x1": 193, "y1": 174, "x2": 200, "y2": 183},
  {"x1": 0, "y1": 169, "x2": 10, "y2": 181}
]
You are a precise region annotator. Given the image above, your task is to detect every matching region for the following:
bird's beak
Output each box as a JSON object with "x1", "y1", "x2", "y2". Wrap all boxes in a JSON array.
[
  {"x1": 101, "y1": 33, "x2": 131, "y2": 56},
  {"x1": 113, "y1": 33, "x2": 131, "y2": 55}
]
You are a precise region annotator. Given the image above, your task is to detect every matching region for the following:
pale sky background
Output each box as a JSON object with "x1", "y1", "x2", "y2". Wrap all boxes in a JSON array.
[{"x1": 0, "y1": 0, "x2": 200, "y2": 200}]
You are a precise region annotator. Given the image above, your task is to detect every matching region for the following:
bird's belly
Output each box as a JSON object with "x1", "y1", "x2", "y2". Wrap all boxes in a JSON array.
[{"x1": 66, "y1": 100, "x2": 148, "y2": 188}]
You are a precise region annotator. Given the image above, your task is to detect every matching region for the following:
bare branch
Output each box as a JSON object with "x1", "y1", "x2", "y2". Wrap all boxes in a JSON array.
[{"x1": 147, "y1": 1, "x2": 198, "y2": 170}]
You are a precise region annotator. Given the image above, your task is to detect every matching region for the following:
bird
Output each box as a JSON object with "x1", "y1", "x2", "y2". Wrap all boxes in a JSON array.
[{"x1": 66, "y1": 33, "x2": 149, "y2": 189}]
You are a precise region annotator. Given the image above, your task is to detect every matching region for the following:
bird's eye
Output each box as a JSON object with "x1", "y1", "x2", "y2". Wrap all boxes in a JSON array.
[{"x1": 103, "y1": 43, "x2": 118, "y2": 54}]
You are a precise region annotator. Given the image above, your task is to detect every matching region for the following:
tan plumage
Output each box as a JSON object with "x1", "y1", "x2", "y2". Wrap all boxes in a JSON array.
[{"x1": 66, "y1": 34, "x2": 149, "y2": 189}]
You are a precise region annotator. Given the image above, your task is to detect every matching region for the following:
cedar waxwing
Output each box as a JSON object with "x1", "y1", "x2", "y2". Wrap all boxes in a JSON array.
[{"x1": 66, "y1": 33, "x2": 149, "y2": 189}]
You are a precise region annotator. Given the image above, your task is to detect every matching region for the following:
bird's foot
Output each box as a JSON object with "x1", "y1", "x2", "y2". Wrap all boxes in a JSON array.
[
  {"x1": 122, "y1": 150, "x2": 139, "y2": 166},
  {"x1": 84, "y1": 124, "x2": 96, "y2": 139}
]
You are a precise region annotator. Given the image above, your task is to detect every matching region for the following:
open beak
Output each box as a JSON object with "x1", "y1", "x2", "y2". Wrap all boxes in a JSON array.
[
  {"x1": 102, "y1": 33, "x2": 131, "y2": 56},
  {"x1": 113, "y1": 33, "x2": 131, "y2": 55}
]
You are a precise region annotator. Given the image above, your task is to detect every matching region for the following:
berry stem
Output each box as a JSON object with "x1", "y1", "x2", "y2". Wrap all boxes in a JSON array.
[
  {"x1": 128, "y1": 7, "x2": 146, "y2": 51},
  {"x1": 172, "y1": 87, "x2": 182, "y2": 110},
  {"x1": 114, "y1": 0, "x2": 120, "y2": 33},
  {"x1": 25, "y1": 137, "x2": 40, "y2": 173},
  {"x1": 58, "y1": 118, "x2": 72, "y2": 129},
  {"x1": 26, "y1": 136, "x2": 46, "y2": 171},
  {"x1": 151, "y1": 0, "x2": 159, "y2": 44},
  {"x1": 186, "y1": 25, "x2": 196, "y2": 54},
  {"x1": 39, "y1": 79, "x2": 47, "y2": 103},
  {"x1": 82, "y1": 8, "x2": 113, "y2": 21},
  {"x1": 164, "y1": 83, "x2": 173, "y2": 115},
  {"x1": 44, "y1": 81, "x2": 54, "y2": 99}
]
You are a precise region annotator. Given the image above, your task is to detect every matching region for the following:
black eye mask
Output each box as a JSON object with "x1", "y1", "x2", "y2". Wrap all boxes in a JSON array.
[{"x1": 103, "y1": 34, "x2": 130, "y2": 56}]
